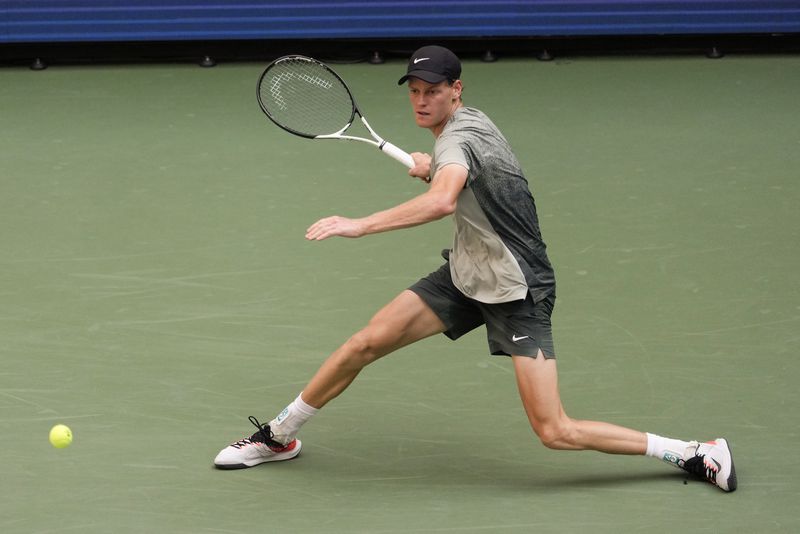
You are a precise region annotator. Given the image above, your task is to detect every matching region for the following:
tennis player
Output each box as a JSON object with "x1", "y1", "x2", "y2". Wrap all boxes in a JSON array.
[{"x1": 215, "y1": 46, "x2": 737, "y2": 492}]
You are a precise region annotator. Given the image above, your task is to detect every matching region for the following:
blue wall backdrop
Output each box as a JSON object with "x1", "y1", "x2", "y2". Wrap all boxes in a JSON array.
[{"x1": 1, "y1": 1, "x2": 799, "y2": 44}]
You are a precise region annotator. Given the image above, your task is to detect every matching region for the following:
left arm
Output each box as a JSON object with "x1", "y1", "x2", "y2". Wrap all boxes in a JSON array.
[{"x1": 305, "y1": 163, "x2": 468, "y2": 241}]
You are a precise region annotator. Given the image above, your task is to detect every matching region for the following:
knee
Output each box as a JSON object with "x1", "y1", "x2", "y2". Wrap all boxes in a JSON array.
[{"x1": 340, "y1": 328, "x2": 386, "y2": 368}]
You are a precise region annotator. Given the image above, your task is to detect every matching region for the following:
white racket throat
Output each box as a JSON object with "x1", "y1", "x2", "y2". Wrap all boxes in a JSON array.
[{"x1": 315, "y1": 116, "x2": 415, "y2": 168}]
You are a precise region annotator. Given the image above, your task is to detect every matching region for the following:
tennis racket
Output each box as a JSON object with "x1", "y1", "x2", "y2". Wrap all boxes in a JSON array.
[{"x1": 257, "y1": 55, "x2": 415, "y2": 169}]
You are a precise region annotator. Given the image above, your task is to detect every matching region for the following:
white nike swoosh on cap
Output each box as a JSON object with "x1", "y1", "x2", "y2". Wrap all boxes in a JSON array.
[{"x1": 413, "y1": 57, "x2": 431, "y2": 64}]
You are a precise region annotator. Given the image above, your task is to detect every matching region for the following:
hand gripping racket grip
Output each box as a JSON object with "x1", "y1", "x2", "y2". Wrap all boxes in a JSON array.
[{"x1": 379, "y1": 141, "x2": 415, "y2": 169}]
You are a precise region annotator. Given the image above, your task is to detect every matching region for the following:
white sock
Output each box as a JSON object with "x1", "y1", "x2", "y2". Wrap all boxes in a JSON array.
[
  {"x1": 269, "y1": 393, "x2": 319, "y2": 445},
  {"x1": 646, "y1": 433, "x2": 691, "y2": 468}
]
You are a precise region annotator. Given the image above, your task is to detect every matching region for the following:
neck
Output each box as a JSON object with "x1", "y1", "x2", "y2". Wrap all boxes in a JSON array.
[{"x1": 431, "y1": 101, "x2": 463, "y2": 138}]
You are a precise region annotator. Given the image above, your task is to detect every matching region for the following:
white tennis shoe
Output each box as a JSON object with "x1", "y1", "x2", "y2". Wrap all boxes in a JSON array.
[
  {"x1": 214, "y1": 416, "x2": 301, "y2": 469},
  {"x1": 681, "y1": 438, "x2": 737, "y2": 492}
]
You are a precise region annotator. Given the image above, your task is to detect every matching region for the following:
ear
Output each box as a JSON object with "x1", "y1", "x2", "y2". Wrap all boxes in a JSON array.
[{"x1": 451, "y1": 79, "x2": 463, "y2": 100}]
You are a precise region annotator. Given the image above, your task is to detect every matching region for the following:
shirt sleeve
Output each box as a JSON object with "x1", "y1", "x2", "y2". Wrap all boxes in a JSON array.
[{"x1": 433, "y1": 133, "x2": 470, "y2": 176}]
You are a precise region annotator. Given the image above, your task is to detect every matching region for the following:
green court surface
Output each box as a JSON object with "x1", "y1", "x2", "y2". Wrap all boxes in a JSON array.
[{"x1": 1, "y1": 55, "x2": 799, "y2": 533}]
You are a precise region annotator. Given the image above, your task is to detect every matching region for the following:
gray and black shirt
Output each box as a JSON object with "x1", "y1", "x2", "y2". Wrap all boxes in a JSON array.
[{"x1": 431, "y1": 107, "x2": 555, "y2": 304}]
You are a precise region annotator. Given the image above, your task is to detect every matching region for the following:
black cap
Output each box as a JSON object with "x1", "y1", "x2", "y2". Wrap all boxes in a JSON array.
[{"x1": 397, "y1": 45, "x2": 461, "y2": 85}]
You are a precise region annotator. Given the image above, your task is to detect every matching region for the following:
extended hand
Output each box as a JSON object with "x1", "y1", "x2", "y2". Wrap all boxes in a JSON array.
[{"x1": 305, "y1": 216, "x2": 365, "y2": 241}]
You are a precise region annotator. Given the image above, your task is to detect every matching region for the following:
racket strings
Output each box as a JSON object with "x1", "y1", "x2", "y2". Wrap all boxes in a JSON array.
[{"x1": 259, "y1": 58, "x2": 355, "y2": 137}]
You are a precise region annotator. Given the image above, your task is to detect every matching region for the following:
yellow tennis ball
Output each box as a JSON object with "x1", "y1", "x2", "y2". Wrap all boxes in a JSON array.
[{"x1": 49, "y1": 424, "x2": 73, "y2": 449}]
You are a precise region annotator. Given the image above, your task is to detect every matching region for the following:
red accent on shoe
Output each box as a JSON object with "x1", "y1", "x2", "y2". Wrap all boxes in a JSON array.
[{"x1": 268, "y1": 439, "x2": 297, "y2": 453}]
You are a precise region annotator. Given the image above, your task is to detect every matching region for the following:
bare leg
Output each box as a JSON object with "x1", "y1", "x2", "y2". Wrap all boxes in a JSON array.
[
  {"x1": 512, "y1": 354, "x2": 647, "y2": 454},
  {"x1": 302, "y1": 290, "x2": 446, "y2": 408}
]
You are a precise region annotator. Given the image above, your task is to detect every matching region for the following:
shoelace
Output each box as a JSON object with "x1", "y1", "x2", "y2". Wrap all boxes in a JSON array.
[
  {"x1": 231, "y1": 416, "x2": 284, "y2": 449},
  {"x1": 249, "y1": 416, "x2": 275, "y2": 445},
  {"x1": 683, "y1": 454, "x2": 719, "y2": 485}
]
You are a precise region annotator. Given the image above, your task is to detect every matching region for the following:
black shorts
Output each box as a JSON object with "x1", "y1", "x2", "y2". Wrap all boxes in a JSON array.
[{"x1": 409, "y1": 263, "x2": 556, "y2": 358}]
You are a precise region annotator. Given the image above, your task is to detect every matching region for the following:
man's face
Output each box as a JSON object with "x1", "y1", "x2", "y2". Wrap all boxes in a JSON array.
[{"x1": 407, "y1": 78, "x2": 462, "y2": 132}]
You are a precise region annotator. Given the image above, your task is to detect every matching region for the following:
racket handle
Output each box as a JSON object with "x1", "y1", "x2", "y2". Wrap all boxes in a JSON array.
[{"x1": 380, "y1": 141, "x2": 415, "y2": 169}]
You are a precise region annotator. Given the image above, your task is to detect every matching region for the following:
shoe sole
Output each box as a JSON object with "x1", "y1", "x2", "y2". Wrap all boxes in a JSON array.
[{"x1": 214, "y1": 439, "x2": 302, "y2": 470}]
